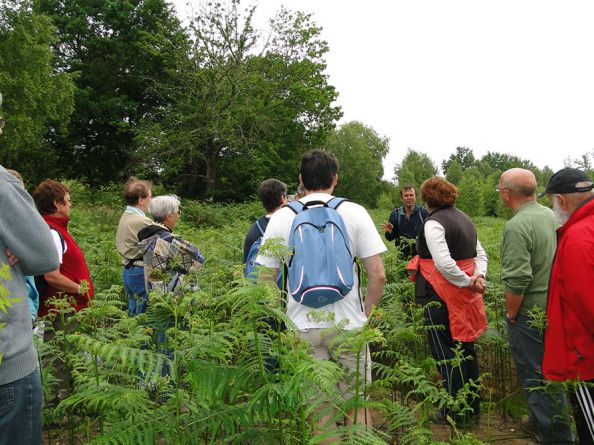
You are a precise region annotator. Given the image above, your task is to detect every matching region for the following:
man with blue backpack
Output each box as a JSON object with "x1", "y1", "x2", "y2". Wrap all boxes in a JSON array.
[
  {"x1": 243, "y1": 178, "x2": 288, "y2": 286},
  {"x1": 256, "y1": 149, "x2": 387, "y2": 433}
]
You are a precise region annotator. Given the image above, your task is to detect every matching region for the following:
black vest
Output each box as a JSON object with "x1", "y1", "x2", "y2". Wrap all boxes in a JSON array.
[{"x1": 415, "y1": 206, "x2": 478, "y2": 305}]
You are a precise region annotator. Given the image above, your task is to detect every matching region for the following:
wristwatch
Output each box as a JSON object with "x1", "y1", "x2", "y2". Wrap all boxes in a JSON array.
[{"x1": 506, "y1": 313, "x2": 517, "y2": 323}]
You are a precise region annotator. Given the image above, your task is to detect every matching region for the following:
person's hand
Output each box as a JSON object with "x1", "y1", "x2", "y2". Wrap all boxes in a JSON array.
[
  {"x1": 380, "y1": 221, "x2": 393, "y2": 233},
  {"x1": 5, "y1": 248, "x2": 19, "y2": 266},
  {"x1": 468, "y1": 274, "x2": 486, "y2": 294}
]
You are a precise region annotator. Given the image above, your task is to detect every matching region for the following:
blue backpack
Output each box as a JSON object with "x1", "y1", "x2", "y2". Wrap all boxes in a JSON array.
[
  {"x1": 244, "y1": 220, "x2": 266, "y2": 280},
  {"x1": 285, "y1": 197, "x2": 354, "y2": 308},
  {"x1": 244, "y1": 220, "x2": 284, "y2": 289}
]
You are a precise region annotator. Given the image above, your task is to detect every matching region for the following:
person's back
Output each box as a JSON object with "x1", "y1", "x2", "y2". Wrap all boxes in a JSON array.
[
  {"x1": 255, "y1": 149, "x2": 386, "y2": 433},
  {"x1": 502, "y1": 201, "x2": 556, "y2": 313},
  {"x1": 115, "y1": 178, "x2": 153, "y2": 315}
]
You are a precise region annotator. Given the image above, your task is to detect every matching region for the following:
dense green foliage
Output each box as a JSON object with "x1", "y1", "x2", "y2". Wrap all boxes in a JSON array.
[{"x1": 0, "y1": 0, "x2": 75, "y2": 181}]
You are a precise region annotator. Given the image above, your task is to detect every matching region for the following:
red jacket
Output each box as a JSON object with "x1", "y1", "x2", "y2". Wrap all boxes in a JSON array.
[
  {"x1": 543, "y1": 197, "x2": 594, "y2": 381},
  {"x1": 39, "y1": 215, "x2": 94, "y2": 316}
]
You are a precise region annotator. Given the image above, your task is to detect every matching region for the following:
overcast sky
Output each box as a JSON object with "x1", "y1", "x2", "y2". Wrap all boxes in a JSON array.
[{"x1": 174, "y1": 1, "x2": 594, "y2": 179}]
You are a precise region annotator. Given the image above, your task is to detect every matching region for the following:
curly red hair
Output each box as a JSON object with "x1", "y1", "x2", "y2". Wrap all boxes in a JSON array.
[{"x1": 420, "y1": 177, "x2": 458, "y2": 208}]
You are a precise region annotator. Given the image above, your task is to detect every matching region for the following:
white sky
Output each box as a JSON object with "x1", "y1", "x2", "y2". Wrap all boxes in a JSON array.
[{"x1": 174, "y1": 1, "x2": 594, "y2": 179}]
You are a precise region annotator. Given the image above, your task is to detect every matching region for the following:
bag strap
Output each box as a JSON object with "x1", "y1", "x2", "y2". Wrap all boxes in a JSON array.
[
  {"x1": 46, "y1": 223, "x2": 66, "y2": 254},
  {"x1": 284, "y1": 200, "x2": 304, "y2": 214},
  {"x1": 255, "y1": 219, "x2": 265, "y2": 237}
]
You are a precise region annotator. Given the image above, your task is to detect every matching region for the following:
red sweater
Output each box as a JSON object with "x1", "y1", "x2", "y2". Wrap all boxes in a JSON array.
[
  {"x1": 39, "y1": 215, "x2": 94, "y2": 316},
  {"x1": 543, "y1": 197, "x2": 594, "y2": 381}
]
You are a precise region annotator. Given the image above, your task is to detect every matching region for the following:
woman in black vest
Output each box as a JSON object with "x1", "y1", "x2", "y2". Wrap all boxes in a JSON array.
[{"x1": 415, "y1": 177, "x2": 488, "y2": 425}]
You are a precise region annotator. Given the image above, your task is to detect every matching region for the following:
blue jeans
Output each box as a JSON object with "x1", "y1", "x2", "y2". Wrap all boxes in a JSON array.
[
  {"x1": 0, "y1": 369, "x2": 42, "y2": 445},
  {"x1": 123, "y1": 266, "x2": 148, "y2": 316}
]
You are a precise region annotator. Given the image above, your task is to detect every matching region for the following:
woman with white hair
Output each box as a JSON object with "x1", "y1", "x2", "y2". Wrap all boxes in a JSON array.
[{"x1": 138, "y1": 195, "x2": 204, "y2": 295}]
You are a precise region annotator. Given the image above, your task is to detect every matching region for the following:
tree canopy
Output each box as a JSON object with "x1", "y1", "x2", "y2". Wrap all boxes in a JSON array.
[
  {"x1": 326, "y1": 121, "x2": 389, "y2": 207},
  {"x1": 0, "y1": 0, "x2": 75, "y2": 183}
]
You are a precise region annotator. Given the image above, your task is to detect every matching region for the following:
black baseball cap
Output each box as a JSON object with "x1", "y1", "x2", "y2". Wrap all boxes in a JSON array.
[{"x1": 538, "y1": 168, "x2": 594, "y2": 198}]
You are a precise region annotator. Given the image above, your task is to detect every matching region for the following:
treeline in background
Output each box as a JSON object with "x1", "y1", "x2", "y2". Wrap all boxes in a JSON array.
[{"x1": 1, "y1": 0, "x2": 593, "y2": 210}]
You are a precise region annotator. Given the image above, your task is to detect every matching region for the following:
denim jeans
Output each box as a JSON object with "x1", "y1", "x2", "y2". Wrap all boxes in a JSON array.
[
  {"x1": 123, "y1": 266, "x2": 148, "y2": 316},
  {"x1": 0, "y1": 369, "x2": 42, "y2": 445},
  {"x1": 507, "y1": 314, "x2": 573, "y2": 444}
]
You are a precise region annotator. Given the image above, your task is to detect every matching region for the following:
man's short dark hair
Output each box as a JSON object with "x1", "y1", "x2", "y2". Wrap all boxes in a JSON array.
[
  {"x1": 123, "y1": 178, "x2": 152, "y2": 206},
  {"x1": 400, "y1": 185, "x2": 416, "y2": 197},
  {"x1": 300, "y1": 149, "x2": 339, "y2": 192},
  {"x1": 259, "y1": 179, "x2": 287, "y2": 213}
]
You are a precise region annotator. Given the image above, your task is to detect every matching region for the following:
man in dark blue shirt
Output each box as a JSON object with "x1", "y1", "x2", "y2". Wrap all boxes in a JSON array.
[{"x1": 381, "y1": 185, "x2": 429, "y2": 258}]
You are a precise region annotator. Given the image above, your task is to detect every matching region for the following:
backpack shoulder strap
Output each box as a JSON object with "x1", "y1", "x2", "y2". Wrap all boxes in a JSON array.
[
  {"x1": 46, "y1": 223, "x2": 66, "y2": 254},
  {"x1": 284, "y1": 201, "x2": 305, "y2": 214},
  {"x1": 254, "y1": 219, "x2": 265, "y2": 236},
  {"x1": 327, "y1": 197, "x2": 349, "y2": 210}
]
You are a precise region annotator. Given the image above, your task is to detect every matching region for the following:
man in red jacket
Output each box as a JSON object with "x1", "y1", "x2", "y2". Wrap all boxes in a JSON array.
[{"x1": 541, "y1": 168, "x2": 594, "y2": 445}]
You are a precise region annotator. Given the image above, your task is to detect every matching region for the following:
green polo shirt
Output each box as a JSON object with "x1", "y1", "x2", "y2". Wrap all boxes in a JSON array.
[{"x1": 500, "y1": 201, "x2": 557, "y2": 315}]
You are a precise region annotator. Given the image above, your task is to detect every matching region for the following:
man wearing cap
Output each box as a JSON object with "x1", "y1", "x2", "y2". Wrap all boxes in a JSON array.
[
  {"x1": 497, "y1": 168, "x2": 572, "y2": 444},
  {"x1": 541, "y1": 167, "x2": 594, "y2": 445}
]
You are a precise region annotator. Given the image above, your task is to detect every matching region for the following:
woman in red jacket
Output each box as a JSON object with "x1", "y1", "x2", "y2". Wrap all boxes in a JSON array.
[{"x1": 32, "y1": 179, "x2": 94, "y2": 317}]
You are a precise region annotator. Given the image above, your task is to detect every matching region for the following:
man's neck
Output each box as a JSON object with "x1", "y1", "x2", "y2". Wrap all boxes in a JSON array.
[
  {"x1": 403, "y1": 204, "x2": 415, "y2": 215},
  {"x1": 305, "y1": 187, "x2": 334, "y2": 196}
]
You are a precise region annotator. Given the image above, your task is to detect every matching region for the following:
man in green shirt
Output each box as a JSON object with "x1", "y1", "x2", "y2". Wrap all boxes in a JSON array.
[{"x1": 498, "y1": 168, "x2": 572, "y2": 444}]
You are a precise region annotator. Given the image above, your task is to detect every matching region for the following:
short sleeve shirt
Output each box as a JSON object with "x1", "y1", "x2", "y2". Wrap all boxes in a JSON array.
[{"x1": 256, "y1": 193, "x2": 387, "y2": 330}]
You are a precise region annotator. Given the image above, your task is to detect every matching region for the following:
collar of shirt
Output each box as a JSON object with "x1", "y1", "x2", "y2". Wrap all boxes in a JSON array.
[{"x1": 125, "y1": 205, "x2": 146, "y2": 217}]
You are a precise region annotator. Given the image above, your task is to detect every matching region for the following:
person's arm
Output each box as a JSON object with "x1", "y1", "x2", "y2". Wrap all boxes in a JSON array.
[
  {"x1": 500, "y1": 229, "x2": 532, "y2": 320},
  {"x1": 44, "y1": 269, "x2": 81, "y2": 294},
  {"x1": 381, "y1": 210, "x2": 398, "y2": 242},
  {"x1": 0, "y1": 180, "x2": 59, "y2": 275},
  {"x1": 360, "y1": 254, "x2": 386, "y2": 317}
]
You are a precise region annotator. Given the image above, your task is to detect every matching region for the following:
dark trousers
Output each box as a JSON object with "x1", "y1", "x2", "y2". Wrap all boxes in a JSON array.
[
  {"x1": 571, "y1": 380, "x2": 594, "y2": 445},
  {"x1": 507, "y1": 315, "x2": 573, "y2": 444},
  {"x1": 425, "y1": 302, "x2": 480, "y2": 421}
]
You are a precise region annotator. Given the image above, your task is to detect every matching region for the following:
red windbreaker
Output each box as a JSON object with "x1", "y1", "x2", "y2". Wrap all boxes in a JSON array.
[{"x1": 543, "y1": 197, "x2": 594, "y2": 381}]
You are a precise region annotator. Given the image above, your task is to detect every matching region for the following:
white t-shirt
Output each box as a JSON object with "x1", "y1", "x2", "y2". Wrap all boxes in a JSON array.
[
  {"x1": 256, "y1": 193, "x2": 387, "y2": 330},
  {"x1": 50, "y1": 229, "x2": 66, "y2": 264}
]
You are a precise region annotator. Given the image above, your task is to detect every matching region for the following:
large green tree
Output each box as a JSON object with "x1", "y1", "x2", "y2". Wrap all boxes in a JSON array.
[
  {"x1": 394, "y1": 149, "x2": 437, "y2": 190},
  {"x1": 136, "y1": 2, "x2": 341, "y2": 199},
  {"x1": 36, "y1": 0, "x2": 186, "y2": 185},
  {"x1": 0, "y1": 0, "x2": 75, "y2": 182},
  {"x1": 326, "y1": 121, "x2": 389, "y2": 207}
]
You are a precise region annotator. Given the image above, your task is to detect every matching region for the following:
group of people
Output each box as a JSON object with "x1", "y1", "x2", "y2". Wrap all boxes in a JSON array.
[
  {"x1": 1, "y1": 88, "x2": 593, "y2": 444},
  {"x1": 244, "y1": 150, "x2": 594, "y2": 444}
]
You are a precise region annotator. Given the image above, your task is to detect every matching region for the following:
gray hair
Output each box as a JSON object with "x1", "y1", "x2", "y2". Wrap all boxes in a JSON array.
[{"x1": 149, "y1": 195, "x2": 181, "y2": 222}]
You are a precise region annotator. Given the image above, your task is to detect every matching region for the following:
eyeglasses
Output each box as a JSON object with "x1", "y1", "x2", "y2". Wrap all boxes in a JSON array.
[
  {"x1": 0, "y1": 119, "x2": 5, "y2": 129},
  {"x1": 495, "y1": 186, "x2": 508, "y2": 193}
]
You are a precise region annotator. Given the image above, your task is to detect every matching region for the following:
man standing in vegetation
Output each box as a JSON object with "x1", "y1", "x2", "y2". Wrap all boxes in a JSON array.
[
  {"x1": 498, "y1": 168, "x2": 572, "y2": 444},
  {"x1": 116, "y1": 178, "x2": 153, "y2": 316},
  {"x1": 256, "y1": 150, "x2": 387, "y2": 435},
  {"x1": 0, "y1": 92, "x2": 60, "y2": 445},
  {"x1": 381, "y1": 186, "x2": 428, "y2": 258},
  {"x1": 541, "y1": 168, "x2": 594, "y2": 445}
]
